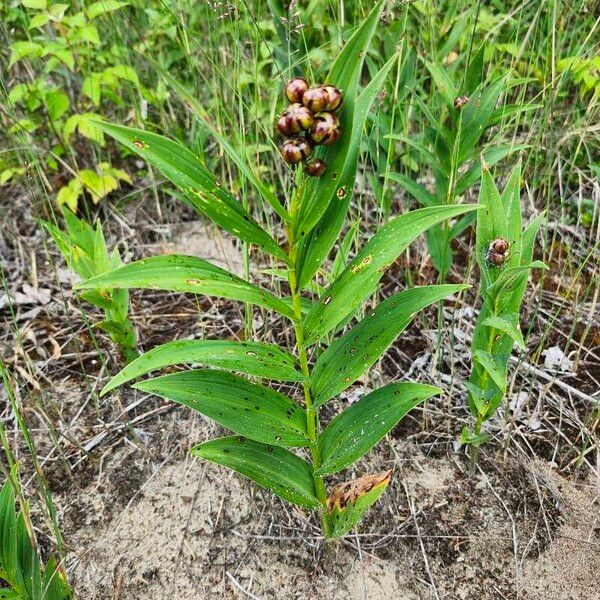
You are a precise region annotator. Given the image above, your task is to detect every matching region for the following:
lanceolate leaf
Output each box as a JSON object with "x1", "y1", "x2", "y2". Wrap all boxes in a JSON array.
[
  {"x1": 481, "y1": 314, "x2": 525, "y2": 349},
  {"x1": 74, "y1": 254, "x2": 295, "y2": 320},
  {"x1": 294, "y1": 0, "x2": 385, "y2": 239},
  {"x1": 316, "y1": 383, "x2": 442, "y2": 475},
  {"x1": 135, "y1": 370, "x2": 309, "y2": 448},
  {"x1": 473, "y1": 350, "x2": 507, "y2": 392},
  {"x1": 150, "y1": 66, "x2": 289, "y2": 221},
  {"x1": 101, "y1": 339, "x2": 304, "y2": 395},
  {"x1": 304, "y1": 204, "x2": 479, "y2": 344},
  {"x1": 296, "y1": 54, "x2": 398, "y2": 288},
  {"x1": 191, "y1": 436, "x2": 320, "y2": 509},
  {"x1": 92, "y1": 122, "x2": 288, "y2": 262},
  {"x1": 311, "y1": 284, "x2": 467, "y2": 405},
  {"x1": 327, "y1": 471, "x2": 391, "y2": 538},
  {"x1": 384, "y1": 172, "x2": 437, "y2": 207}
]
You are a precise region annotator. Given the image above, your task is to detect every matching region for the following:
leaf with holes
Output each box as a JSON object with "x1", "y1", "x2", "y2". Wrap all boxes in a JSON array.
[
  {"x1": 294, "y1": 0, "x2": 385, "y2": 239},
  {"x1": 91, "y1": 122, "x2": 287, "y2": 262},
  {"x1": 303, "y1": 204, "x2": 479, "y2": 344},
  {"x1": 135, "y1": 370, "x2": 309, "y2": 447},
  {"x1": 296, "y1": 53, "x2": 399, "y2": 288},
  {"x1": 316, "y1": 383, "x2": 442, "y2": 475},
  {"x1": 74, "y1": 254, "x2": 295, "y2": 320},
  {"x1": 101, "y1": 339, "x2": 304, "y2": 395},
  {"x1": 311, "y1": 284, "x2": 467, "y2": 405},
  {"x1": 191, "y1": 436, "x2": 320, "y2": 509}
]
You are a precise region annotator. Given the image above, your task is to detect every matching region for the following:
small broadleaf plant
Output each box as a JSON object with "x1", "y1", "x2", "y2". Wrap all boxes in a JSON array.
[
  {"x1": 75, "y1": 1, "x2": 478, "y2": 539},
  {"x1": 463, "y1": 163, "x2": 546, "y2": 448},
  {"x1": 43, "y1": 208, "x2": 138, "y2": 363},
  {"x1": 0, "y1": 475, "x2": 72, "y2": 600}
]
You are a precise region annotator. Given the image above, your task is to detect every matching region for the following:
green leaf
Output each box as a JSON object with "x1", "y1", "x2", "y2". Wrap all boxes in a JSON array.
[
  {"x1": 150, "y1": 65, "x2": 289, "y2": 221},
  {"x1": 21, "y1": 0, "x2": 47, "y2": 8},
  {"x1": 294, "y1": 0, "x2": 386, "y2": 238},
  {"x1": 459, "y1": 78, "x2": 505, "y2": 160},
  {"x1": 296, "y1": 53, "x2": 398, "y2": 288},
  {"x1": 74, "y1": 254, "x2": 295, "y2": 320},
  {"x1": 384, "y1": 172, "x2": 437, "y2": 207},
  {"x1": 43, "y1": 558, "x2": 72, "y2": 600},
  {"x1": 191, "y1": 436, "x2": 320, "y2": 509},
  {"x1": 326, "y1": 470, "x2": 391, "y2": 538},
  {"x1": 45, "y1": 90, "x2": 69, "y2": 121},
  {"x1": 316, "y1": 383, "x2": 442, "y2": 475},
  {"x1": 303, "y1": 204, "x2": 479, "y2": 344},
  {"x1": 85, "y1": 0, "x2": 128, "y2": 19},
  {"x1": 500, "y1": 162, "x2": 523, "y2": 266},
  {"x1": 473, "y1": 350, "x2": 507, "y2": 392},
  {"x1": 311, "y1": 284, "x2": 467, "y2": 405},
  {"x1": 424, "y1": 60, "x2": 458, "y2": 107},
  {"x1": 101, "y1": 339, "x2": 304, "y2": 395},
  {"x1": 481, "y1": 314, "x2": 525, "y2": 349},
  {"x1": 93, "y1": 122, "x2": 288, "y2": 262},
  {"x1": 9, "y1": 41, "x2": 43, "y2": 67},
  {"x1": 475, "y1": 168, "x2": 506, "y2": 286},
  {"x1": 455, "y1": 145, "x2": 528, "y2": 197},
  {"x1": 426, "y1": 225, "x2": 452, "y2": 276},
  {"x1": 135, "y1": 370, "x2": 309, "y2": 448}
]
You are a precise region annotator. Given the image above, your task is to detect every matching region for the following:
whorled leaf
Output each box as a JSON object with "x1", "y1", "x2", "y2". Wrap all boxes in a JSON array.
[
  {"x1": 91, "y1": 122, "x2": 288, "y2": 262},
  {"x1": 311, "y1": 284, "x2": 467, "y2": 406},
  {"x1": 316, "y1": 382, "x2": 442, "y2": 475},
  {"x1": 303, "y1": 204, "x2": 479, "y2": 344}
]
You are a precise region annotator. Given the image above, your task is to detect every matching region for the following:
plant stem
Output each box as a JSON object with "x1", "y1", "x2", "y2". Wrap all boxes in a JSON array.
[{"x1": 286, "y1": 179, "x2": 331, "y2": 538}]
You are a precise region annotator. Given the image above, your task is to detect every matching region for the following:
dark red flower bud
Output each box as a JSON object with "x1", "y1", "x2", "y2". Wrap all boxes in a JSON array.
[
  {"x1": 306, "y1": 159, "x2": 326, "y2": 177},
  {"x1": 309, "y1": 112, "x2": 340, "y2": 145},
  {"x1": 302, "y1": 86, "x2": 329, "y2": 112},
  {"x1": 276, "y1": 103, "x2": 315, "y2": 137},
  {"x1": 280, "y1": 137, "x2": 312, "y2": 164},
  {"x1": 323, "y1": 85, "x2": 343, "y2": 111},
  {"x1": 284, "y1": 77, "x2": 309, "y2": 104},
  {"x1": 487, "y1": 238, "x2": 510, "y2": 266},
  {"x1": 491, "y1": 238, "x2": 509, "y2": 254},
  {"x1": 454, "y1": 95, "x2": 469, "y2": 109}
]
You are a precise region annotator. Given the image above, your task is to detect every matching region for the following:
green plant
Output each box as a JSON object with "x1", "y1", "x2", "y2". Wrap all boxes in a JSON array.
[
  {"x1": 0, "y1": 474, "x2": 71, "y2": 600},
  {"x1": 42, "y1": 208, "x2": 138, "y2": 363},
  {"x1": 463, "y1": 164, "x2": 546, "y2": 449},
  {"x1": 73, "y1": 2, "x2": 478, "y2": 540},
  {"x1": 386, "y1": 55, "x2": 530, "y2": 277}
]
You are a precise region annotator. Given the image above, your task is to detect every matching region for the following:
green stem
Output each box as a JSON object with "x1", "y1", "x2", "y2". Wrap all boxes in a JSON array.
[{"x1": 285, "y1": 179, "x2": 331, "y2": 538}]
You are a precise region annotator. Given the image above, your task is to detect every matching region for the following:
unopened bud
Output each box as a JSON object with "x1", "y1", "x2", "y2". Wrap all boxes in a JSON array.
[
  {"x1": 284, "y1": 77, "x2": 309, "y2": 104},
  {"x1": 281, "y1": 137, "x2": 312, "y2": 164},
  {"x1": 276, "y1": 104, "x2": 315, "y2": 137},
  {"x1": 310, "y1": 112, "x2": 340, "y2": 145},
  {"x1": 454, "y1": 96, "x2": 469, "y2": 109},
  {"x1": 306, "y1": 159, "x2": 326, "y2": 177}
]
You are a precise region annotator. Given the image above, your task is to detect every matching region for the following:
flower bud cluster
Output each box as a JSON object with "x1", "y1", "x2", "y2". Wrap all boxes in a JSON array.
[{"x1": 277, "y1": 77, "x2": 343, "y2": 176}]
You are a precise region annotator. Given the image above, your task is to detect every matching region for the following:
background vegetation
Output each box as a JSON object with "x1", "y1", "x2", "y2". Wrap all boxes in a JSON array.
[{"x1": 0, "y1": 0, "x2": 598, "y2": 596}]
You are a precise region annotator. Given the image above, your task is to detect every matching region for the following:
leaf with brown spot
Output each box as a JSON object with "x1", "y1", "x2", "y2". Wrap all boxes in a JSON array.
[{"x1": 326, "y1": 471, "x2": 392, "y2": 538}]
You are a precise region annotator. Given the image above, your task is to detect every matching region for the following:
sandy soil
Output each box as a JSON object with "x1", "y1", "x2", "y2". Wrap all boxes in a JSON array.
[{"x1": 64, "y1": 409, "x2": 599, "y2": 599}]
